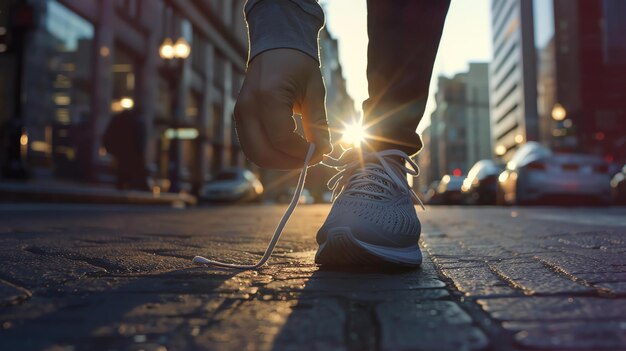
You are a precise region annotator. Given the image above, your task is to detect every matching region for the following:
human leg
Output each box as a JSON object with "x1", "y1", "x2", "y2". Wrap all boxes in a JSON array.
[
  {"x1": 315, "y1": 1, "x2": 450, "y2": 268},
  {"x1": 363, "y1": 0, "x2": 450, "y2": 155}
]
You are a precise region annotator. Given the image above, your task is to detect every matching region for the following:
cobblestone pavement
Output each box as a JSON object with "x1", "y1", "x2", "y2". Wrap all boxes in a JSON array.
[{"x1": 0, "y1": 204, "x2": 624, "y2": 351}]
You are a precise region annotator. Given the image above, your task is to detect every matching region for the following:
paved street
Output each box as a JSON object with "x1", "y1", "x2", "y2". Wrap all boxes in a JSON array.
[{"x1": 0, "y1": 204, "x2": 625, "y2": 351}]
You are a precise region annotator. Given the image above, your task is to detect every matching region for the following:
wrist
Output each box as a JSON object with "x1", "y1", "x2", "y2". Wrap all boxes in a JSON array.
[{"x1": 245, "y1": 0, "x2": 324, "y2": 65}]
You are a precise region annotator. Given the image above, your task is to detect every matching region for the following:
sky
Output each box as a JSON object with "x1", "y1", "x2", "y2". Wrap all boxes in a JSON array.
[{"x1": 324, "y1": 0, "x2": 492, "y2": 133}]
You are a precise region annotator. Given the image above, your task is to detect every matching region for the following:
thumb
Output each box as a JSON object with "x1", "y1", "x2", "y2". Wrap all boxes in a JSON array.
[{"x1": 301, "y1": 75, "x2": 333, "y2": 162}]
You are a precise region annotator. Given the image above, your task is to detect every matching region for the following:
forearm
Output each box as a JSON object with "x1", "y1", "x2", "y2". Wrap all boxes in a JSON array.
[{"x1": 245, "y1": 0, "x2": 325, "y2": 64}]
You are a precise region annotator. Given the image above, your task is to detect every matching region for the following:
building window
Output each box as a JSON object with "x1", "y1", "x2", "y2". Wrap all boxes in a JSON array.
[
  {"x1": 111, "y1": 44, "x2": 138, "y2": 114},
  {"x1": 156, "y1": 76, "x2": 172, "y2": 122},
  {"x1": 187, "y1": 92, "x2": 200, "y2": 122},
  {"x1": 212, "y1": 104, "x2": 224, "y2": 172},
  {"x1": 191, "y1": 33, "x2": 206, "y2": 73},
  {"x1": 22, "y1": 0, "x2": 94, "y2": 178},
  {"x1": 214, "y1": 51, "x2": 225, "y2": 90},
  {"x1": 116, "y1": 0, "x2": 140, "y2": 18},
  {"x1": 603, "y1": 0, "x2": 626, "y2": 65}
]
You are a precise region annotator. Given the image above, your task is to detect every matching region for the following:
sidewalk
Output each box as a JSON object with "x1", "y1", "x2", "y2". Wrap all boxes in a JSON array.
[
  {"x1": 0, "y1": 204, "x2": 625, "y2": 350},
  {"x1": 0, "y1": 179, "x2": 196, "y2": 206}
]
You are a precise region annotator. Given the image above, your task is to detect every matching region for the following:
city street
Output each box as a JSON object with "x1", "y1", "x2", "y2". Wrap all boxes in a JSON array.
[{"x1": 0, "y1": 204, "x2": 625, "y2": 350}]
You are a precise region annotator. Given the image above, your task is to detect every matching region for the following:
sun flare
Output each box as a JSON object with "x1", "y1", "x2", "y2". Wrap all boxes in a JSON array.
[{"x1": 341, "y1": 122, "x2": 368, "y2": 148}]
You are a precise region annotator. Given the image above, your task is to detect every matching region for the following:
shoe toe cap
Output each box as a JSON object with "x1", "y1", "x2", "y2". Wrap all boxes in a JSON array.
[{"x1": 317, "y1": 198, "x2": 421, "y2": 248}]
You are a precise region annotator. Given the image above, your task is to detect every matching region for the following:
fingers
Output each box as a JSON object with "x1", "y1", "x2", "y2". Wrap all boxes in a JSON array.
[
  {"x1": 233, "y1": 49, "x2": 328, "y2": 169},
  {"x1": 301, "y1": 73, "x2": 333, "y2": 163},
  {"x1": 257, "y1": 76, "x2": 310, "y2": 161},
  {"x1": 234, "y1": 89, "x2": 305, "y2": 169}
]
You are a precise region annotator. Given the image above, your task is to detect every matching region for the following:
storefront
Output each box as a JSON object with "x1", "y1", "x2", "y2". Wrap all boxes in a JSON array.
[{"x1": 1, "y1": 0, "x2": 251, "y2": 193}]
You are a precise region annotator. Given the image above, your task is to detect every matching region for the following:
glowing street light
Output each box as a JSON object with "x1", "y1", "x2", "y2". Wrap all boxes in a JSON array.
[
  {"x1": 174, "y1": 38, "x2": 191, "y2": 59},
  {"x1": 20, "y1": 132, "x2": 28, "y2": 160},
  {"x1": 159, "y1": 38, "x2": 175, "y2": 60},
  {"x1": 159, "y1": 37, "x2": 190, "y2": 60},
  {"x1": 120, "y1": 97, "x2": 134, "y2": 109},
  {"x1": 495, "y1": 144, "x2": 507, "y2": 156},
  {"x1": 551, "y1": 103, "x2": 567, "y2": 121}
]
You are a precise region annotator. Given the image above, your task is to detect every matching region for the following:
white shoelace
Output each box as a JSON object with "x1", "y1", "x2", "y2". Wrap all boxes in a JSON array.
[
  {"x1": 323, "y1": 149, "x2": 425, "y2": 208},
  {"x1": 192, "y1": 144, "x2": 423, "y2": 269}
]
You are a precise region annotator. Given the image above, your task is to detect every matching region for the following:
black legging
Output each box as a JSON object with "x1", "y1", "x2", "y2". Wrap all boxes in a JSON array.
[{"x1": 363, "y1": 0, "x2": 451, "y2": 156}]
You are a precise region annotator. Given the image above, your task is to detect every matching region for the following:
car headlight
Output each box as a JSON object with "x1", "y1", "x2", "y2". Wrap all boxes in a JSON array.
[{"x1": 498, "y1": 172, "x2": 509, "y2": 183}]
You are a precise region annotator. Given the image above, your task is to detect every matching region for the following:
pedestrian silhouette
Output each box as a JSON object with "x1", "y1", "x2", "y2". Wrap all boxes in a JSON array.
[{"x1": 103, "y1": 109, "x2": 150, "y2": 191}]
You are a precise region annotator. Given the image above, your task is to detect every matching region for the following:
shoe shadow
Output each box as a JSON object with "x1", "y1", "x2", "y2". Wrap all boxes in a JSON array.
[{"x1": 268, "y1": 250, "x2": 456, "y2": 351}]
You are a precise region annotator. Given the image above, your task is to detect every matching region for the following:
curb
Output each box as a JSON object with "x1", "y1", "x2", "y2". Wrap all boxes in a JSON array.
[{"x1": 0, "y1": 183, "x2": 197, "y2": 206}]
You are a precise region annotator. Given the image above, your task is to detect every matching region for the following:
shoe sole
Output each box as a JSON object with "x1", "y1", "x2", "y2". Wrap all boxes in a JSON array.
[{"x1": 315, "y1": 227, "x2": 422, "y2": 268}]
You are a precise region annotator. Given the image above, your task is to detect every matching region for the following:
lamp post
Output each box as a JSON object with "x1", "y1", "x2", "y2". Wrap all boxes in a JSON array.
[{"x1": 159, "y1": 36, "x2": 190, "y2": 192}]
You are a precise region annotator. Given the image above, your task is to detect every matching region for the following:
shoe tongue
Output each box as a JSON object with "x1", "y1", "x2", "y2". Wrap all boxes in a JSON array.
[
  {"x1": 349, "y1": 163, "x2": 394, "y2": 200},
  {"x1": 336, "y1": 150, "x2": 406, "y2": 200},
  {"x1": 349, "y1": 163, "x2": 404, "y2": 200}
]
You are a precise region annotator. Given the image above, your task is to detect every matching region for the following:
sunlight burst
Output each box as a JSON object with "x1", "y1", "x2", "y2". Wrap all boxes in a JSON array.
[{"x1": 341, "y1": 122, "x2": 368, "y2": 148}]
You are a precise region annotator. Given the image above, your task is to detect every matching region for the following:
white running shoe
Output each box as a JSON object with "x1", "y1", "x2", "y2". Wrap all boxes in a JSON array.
[{"x1": 315, "y1": 148, "x2": 424, "y2": 268}]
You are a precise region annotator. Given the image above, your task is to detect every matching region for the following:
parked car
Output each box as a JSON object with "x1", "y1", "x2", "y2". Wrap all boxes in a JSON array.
[
  {"x1": 497, "y1": 142, "x2": 611, "y2": 205},
  {"x1": 462, "y1": 160, "x2": 503, "y2": 205},
  {"x1": 610, "y1": 165, "x2": 626, "y2": 205},
  {"x1": 322, "y1": 191, "x2": 334, "y2": 203},
  {"x1": 277, "y1": 187, "x2": 315, "y2": 204},
  {"x1": 422, "y1": 181, "x2": 441, "y2": 205},
  {"x1": 199, "y1": 168, "x2": 264, "y2": 202},
  {"x1": 433, "y1": 175, "x2": 464, "y2": 205}
]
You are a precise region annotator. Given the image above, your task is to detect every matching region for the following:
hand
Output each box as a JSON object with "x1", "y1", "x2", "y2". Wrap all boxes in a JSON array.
[{"x1": 234, "y1": 49, "x2": 332, "y2": 169}]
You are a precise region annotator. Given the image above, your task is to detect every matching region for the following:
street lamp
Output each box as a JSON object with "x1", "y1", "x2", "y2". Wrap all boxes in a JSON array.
[
  {"x1": 173, "y1": 38, "x2": 191, "y2": 59},
  {"x1": 159, "y1": 38, "x2": 174, "y2": 60},
  {"x1": 159, "y1": 36, "x2": 191, "y2": 193},
  {"x1": 159, "y1": 37, "x2": 190, "y2": 60},
  {"x1": 551, "y1": 103, "x2": 567, "y2": 121},
  {"x1": 495, "y1": 145, "x2": 507, "y2": 156},
  {"x1": 120, "y1": 97, "x2": 134, "y2": 110}
]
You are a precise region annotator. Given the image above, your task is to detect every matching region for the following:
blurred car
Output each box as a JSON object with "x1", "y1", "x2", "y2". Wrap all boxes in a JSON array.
[
  {"x1": 462, "y1": 160, "x2": 503, "y2": 205},
  {"x1": 610, "y1": 165, "x2": 626, "y2": 205},
  {"x1": 199, "y1": 168, "x2": 263, "y2": 202},
  {"x1": 433, "y1": 175, "x2": 464, "y2": 205},
  {"x1": 322, "y1": 191, "x2": 334, "y2": 203},
  {"x1": 277, "y1": 187, "x2": 315, "y2": 204},
  {"x1": 422, "y1": 181, "x2": 441, "y2": 204},
  {"x1": 497, "y1": 142, "x2": 611, "y2": 205}
]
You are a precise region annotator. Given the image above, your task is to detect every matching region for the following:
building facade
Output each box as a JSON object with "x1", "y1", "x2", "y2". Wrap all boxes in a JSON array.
[
  {"x1": 533, "y1": 0, "x2": 626, "y2": 163},
  {"x1": 465, "y1": 63, "x2": 492, "y2": 167},
  {"x1": 0, "y1": 0, "x2": 249, "y2": 192},
  {"x1": 419, "y1": 63, "x2": 491, "y2": 188},
  {"x1": 489, "y1": 0, "x2": 539, "y2": 161},
  {"x1": 437, "y1": 74, "x2": 468, "y2": 176},
  {"x1": 319, "y1": 27, "x2": 357, "y2": 138}
]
